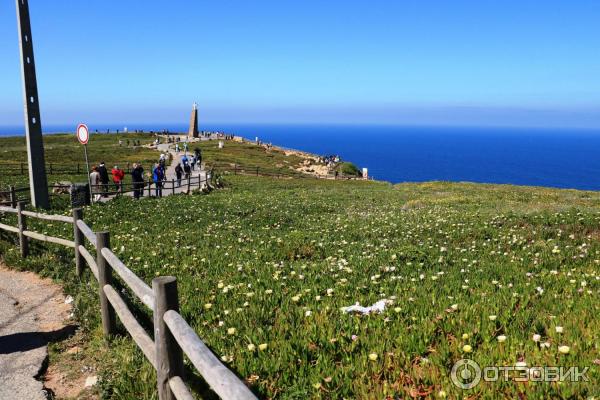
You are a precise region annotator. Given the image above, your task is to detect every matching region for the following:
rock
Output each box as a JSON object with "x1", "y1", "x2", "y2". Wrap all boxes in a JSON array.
[
  {"x1": 84, "y1": 376, "x2": 98, "y2": 388},
  {"x1": 64, "y1": 295, "x2": 74, "y2": 304}
]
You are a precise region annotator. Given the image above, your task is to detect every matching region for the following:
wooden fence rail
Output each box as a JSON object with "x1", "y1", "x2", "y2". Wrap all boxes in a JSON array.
[{"x1": 0, "y1": 201, "x2": 258, "y2": 400}]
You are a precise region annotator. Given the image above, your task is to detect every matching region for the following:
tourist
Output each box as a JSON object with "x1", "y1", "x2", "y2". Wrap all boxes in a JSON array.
[
  {"x1": 183, "y1": 142, "x2": 188, "y2": 152},
  {"x1": 194, "y1": 148, "x2": 202, "y2": 167},
  {"x1": 153, "y1": 163, "x2": 165, "y2": 197},
  {"x1": 183, "y1": 162, "x2": 191, "y2": 180},
  {"x1": 97, "y1": 162, "x2": 109, "y2": 197},
  {"x1": 190, "y1": 155, "x2": 197, "y2": 171},
  {"x1": 89, "y1": 166, "x2": 101, "y2": 202},
  {"x1": 175, "y1": 163, "x2": 183, "y2": 187},
  {"x1": 175, "y1": 143, "x2": 180, "y2": 153},
  {"x1": 131, "y1": 163, "x2": 144, "y2": 200},
  {"x1": 181, "y1": 154, "x2": 189, "y2": 167},
  {"x1": 111, "y1": 165, "x2": 125, "y2": 193}
]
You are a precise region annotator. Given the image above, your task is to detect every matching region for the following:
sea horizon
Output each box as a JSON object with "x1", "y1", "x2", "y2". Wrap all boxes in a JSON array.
[{"x1": 2, "y1": 123, "x2": 600, "y2": 191}]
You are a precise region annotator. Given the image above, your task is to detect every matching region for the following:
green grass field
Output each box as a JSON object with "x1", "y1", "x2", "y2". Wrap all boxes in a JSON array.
[{"x1": 0, "y1": 137, "x2": 598, "y2": 399}]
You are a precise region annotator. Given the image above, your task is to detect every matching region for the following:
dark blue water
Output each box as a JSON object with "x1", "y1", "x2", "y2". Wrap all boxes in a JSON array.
[{"x1": 2, "y1": 124, "x2": 600, "y2": 190}]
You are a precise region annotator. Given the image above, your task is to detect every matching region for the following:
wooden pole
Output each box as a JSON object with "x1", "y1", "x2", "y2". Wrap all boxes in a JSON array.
[
  {"x1": 171, "y1": 179, "x2": 175, "y2": 195},
  {"x1": 153, "y1": 276, "x2": 184, "y2": 400},
  {"x1": 96, "y1": 231, "x2": 116, "y2": 337},
  {"x1": 9, "y1": 185, "x2": 16, "y2": 208},
  {"x1": 17, "y1": 201, "x2": 28, "y2": 258},
  {"x1": 73, "y1": 208, "x2": 84, "y2": 277},
  {"x1": 187, "y1": 176, "x2": 191, "y2": 193}
]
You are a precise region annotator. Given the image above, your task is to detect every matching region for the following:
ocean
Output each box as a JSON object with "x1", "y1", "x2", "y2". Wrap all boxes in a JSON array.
[{"x1": 2, "y1": 124, "x2": 600, "y2": 190}]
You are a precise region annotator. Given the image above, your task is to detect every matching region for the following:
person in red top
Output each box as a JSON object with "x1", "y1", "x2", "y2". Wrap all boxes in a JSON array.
[{"x1": 111, "y1": 165, "x2": 125, "y2": 193}]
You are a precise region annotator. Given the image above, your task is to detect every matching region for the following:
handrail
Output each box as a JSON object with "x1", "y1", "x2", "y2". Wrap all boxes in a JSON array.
[
  {"x1": 103, "y1": 284, "x2": 157, "y2": 368},
  {"x1": 0, "y1": 205, "x2": 18, "y2": 214},
  {"x1": 101, "y1": 247, "x2": 155, "y2": 310},
  {"x1": 168, "y1": 376, "x2": 195, "y2": 400},
  {"x1": 77, "y1": 220, "x2": 97, "y2": 246},
  {"x1": 21, "y1": 210, "x2": 74, "y2": 223},
  {"x1": 0, "y1": 222, "x2": 19, "y2": 233},
  {"x1": 23, "y1": 230, "x2": 75, "y2": 248},
  {"x1": 163, "y1": 310, "x2": 258, "y2": 400},
  {"x1": 78, "y1": 245, "x2": 99, "y2": 280}
]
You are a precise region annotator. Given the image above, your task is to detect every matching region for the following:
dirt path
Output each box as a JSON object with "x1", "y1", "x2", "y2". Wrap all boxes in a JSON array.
[{"x1": 0, "y1": 265, "x2": 74, "y2": 400}]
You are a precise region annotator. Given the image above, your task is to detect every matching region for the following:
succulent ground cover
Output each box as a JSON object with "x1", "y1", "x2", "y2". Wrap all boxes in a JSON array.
[{"x1": 1, "y1": 174, "x2": 598, "y2": 399}]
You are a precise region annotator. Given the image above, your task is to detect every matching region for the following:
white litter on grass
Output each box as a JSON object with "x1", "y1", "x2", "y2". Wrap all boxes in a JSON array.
[
  {"x1": 84, "y1": 376, "x2": 98, "y2": 388},
  {"x1": 342, "y1": 299, "x2": 389, "y2": 315},
  {"x1": 65, "y1": 295, "x2": 74, "y2": 304}
]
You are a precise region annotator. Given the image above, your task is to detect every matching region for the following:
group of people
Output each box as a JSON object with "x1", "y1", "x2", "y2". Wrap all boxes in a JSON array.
[
  {"x1": 319, "y1": 154, "x2": 341, "y2": 168},
  {"x1": 89, "y1": 147, "x2": 203, "y2": 201},
  {"x1": 89, "y1": 162, "x2": 125, "y2": 201},
  {"x1": 174, "y1": 148, "x2": 202, "y2": 187}
]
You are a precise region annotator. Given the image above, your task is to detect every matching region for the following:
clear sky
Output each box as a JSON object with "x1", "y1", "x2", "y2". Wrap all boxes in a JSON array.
[{"x1": 0, "y1": 0, "x2": 599, "y2": 129}]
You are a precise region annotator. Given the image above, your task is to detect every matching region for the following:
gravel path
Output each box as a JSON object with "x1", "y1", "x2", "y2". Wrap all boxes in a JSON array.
[{"x1": 0, "y1": 265, "x2": 73, "y2": 400}]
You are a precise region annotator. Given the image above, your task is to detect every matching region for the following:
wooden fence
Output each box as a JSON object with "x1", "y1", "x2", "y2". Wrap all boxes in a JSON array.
[{"x1": 0, "y1": 203, "x2": 257, "y2": 400}]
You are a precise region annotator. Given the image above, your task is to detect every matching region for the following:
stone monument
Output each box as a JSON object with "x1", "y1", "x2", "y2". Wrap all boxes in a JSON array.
[
  {"x1": 15, "y1": 0, "x2": 49, "y2": 209},
  {"x1": 188, "y1": 102, "x2": 199, "y2": 138}
]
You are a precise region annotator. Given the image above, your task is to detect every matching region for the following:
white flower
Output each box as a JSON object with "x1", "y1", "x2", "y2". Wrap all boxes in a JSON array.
[
  {"x1": 497, "y1": 335, "x2": 507, "y2": 343},
  {"x1": 247, "y1": 343, "x2": 256, "y2": 351},
  {"x1": 489, "y1": 315, "x2": 497, "y2": 321},
  {"x1": 532, "y1": 334, "x2": 541, "y2": 342},
  {"x1": 227, "y1": 328, "x2": 236, "y2": 335},
  {"x1": 558, "y1": 345, "x2": 570, "y2": 354},
  {"x1": 305, "y1": 310, "x2": 312, "y2": 317},
  {"x1": 368, "y1": 353, "x2": 378, "y2": 361},
  {"x1": 556, "y1": 326, "x2": 563, "y2": 333}
]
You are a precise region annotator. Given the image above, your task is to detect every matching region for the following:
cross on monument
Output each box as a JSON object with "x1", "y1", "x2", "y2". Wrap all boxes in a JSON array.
[{"x1": 15, "y1": 0, "x2": 50, "y2": 209}]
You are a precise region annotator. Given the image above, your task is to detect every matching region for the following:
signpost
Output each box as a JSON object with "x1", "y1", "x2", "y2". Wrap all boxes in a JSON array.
[{"x1": 77, "y1": 124, "x2": 93, "y2": 203}]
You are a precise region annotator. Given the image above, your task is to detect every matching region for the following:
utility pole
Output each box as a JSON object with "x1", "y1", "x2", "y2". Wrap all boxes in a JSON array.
[{"x1": 16, "y1": 0, "x2": 50, "y2": 209}]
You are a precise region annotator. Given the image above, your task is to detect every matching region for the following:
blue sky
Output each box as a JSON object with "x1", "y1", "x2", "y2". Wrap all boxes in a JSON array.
[{"x1": 1, "y1": 0, "x2": 599, "y2": 129}]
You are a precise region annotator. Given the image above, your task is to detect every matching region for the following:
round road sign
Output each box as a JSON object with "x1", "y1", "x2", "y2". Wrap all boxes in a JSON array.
[{"x1": 76, "y1": 124, "x2": 89, "y2": 145}]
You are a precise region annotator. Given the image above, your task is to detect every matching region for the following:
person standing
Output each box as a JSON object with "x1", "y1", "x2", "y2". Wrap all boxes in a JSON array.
[
  {"x1": 153, "y1": 163, "x2": 165, "y2": 197},
  {"x1": 111, "y1": 165, "x2": 125, "y2": 193},
  {"x1": 131, "y1": 163, "x2": 144, "y2": 200},
  {"x1": 195, "y1": 148, "x2": 202, "y2": 169},
  {"x1": 89, "y1": 166, "x2": 101, "y2": 202},
  {"x1": 175, "y1": 163, "x2": 183, "y2": 187},
  {"x1": 97, "y1": 162, "x2": 109, "y2": 197}
]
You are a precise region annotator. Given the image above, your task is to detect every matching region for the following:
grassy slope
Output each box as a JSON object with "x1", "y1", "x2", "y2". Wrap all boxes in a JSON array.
[{"x1": 0, "y1": 139, "x2": 598, "y2": 399}]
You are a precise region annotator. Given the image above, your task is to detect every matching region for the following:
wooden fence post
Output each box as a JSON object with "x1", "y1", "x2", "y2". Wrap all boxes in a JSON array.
[
  {"x1": 153, "y1": 276, "x2": 184, "y2": 400},
  {"x1": 73, "y1": 208, "x2": 84, "y2": 277},
  {"x1": 234, "y1": 164, "x2": 237, "y2": 175},
  {"x1": 9, "y1": 185, "x2": 16, "y2": 208},
  {"x1": 49, "y1": 163, "x2": 53, "y2": 174},
  {"x1": 17, "y1": 202, "x2": 28, "y2": 258},
  {"x1": 96, "y1": 231, "x2": 117, "y2": 337},
  {"x1": 171, "y1": 179, "x2": 175, "y2": 195},
  {"x1": 20, "y1": 163, "x2": 24, "y2": 175},
  {"x1": 147, "y1": 181, "x2": 152, "y2": 197},
  {"x1": 187, "y1": 176, "x2": 191, "y2": 193}
]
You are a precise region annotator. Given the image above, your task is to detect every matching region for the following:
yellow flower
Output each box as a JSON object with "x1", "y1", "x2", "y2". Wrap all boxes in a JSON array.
[
  {"x1": 368, "y1": 353, "x2": 378, "y2": 361},
  {"x1": 204, "y1": 303, "x2": 212, "y2": 310},
  {"x1": 462, "y1": 344, "x2": 472, "y2": 353},
  {"x1": 489, "y1": 315, "x2": 497, "y2": 321},
  {"x1": 247, "y1": 343, "x2": 256, "y2": 351},
  {"x1": 438, "y1": 390, "x2": 447, "y2": 398},
  {"x1": 462, "y1": 333, "x2": 469, "y2": 340},
  {"x1": 258, "y1": 343, "x2": 268, "y2": 351},
  {"x1": 227, "y1": 328, "x2": 236, "y2": 335},
  {"x1": 291, "y1": 295, "x2": 301, "y2": 302},
  {"x1": 558, "y1": 345, "x2": 570, "y2": 354},
  {"x1": 497, "y1": 335, "x2": 507, "y2": 343}
]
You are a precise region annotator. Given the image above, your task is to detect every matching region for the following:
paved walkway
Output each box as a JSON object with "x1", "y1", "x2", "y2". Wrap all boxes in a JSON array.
[
  {"x1": 99, "y1": 142, "x2": 207, "y2": 202},
  {"x1": 0, "y1": 266, "x2": 73, "y2": 400}
]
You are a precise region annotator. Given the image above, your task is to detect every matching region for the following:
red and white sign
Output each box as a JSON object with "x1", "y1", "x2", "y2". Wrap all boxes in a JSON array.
[{"x1": 76, "y1": 123, "x2": 89, "y2": 145}]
